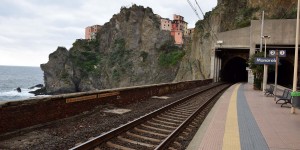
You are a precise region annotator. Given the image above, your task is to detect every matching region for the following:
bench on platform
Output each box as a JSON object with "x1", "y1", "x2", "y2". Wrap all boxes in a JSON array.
[
  {"x1": 275, "y1": 89, "x2": 292, "y2": 107},
  {"x1": 264, "y1": 85, "x2": 274, "y2": 96}
]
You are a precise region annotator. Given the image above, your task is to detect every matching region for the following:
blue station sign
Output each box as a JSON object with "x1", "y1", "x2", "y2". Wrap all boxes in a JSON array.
[{"x1": 254, "y1": 57, "x2": 276, "y2": 65}]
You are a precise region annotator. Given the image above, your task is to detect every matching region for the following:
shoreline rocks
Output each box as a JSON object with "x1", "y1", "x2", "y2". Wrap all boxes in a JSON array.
[{"x1": 29, "y1": 87, "x2": 47, "y2": 96}]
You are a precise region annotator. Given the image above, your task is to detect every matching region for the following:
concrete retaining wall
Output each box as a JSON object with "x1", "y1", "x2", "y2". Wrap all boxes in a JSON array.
[{"x1": 0, "y1": 79, "x2": 212, "y2": 134}]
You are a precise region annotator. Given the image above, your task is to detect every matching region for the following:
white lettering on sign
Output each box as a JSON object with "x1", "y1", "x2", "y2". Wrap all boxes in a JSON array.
[
  {"x1": 279, "y1": 50, "x2": 286, "y2": 57},
  {"x1": 269, "y1": 50, "x2": 276, "y2": 56},
  {"x1": 257, "y1": 58, "x2": 275, "y2": 62},
  {"x1": 254, "y1": 57, "x2": 276, "y2": 64}
]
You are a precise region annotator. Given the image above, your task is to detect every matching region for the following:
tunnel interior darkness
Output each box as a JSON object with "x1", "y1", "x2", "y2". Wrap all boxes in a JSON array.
[
  {"x1": 221, "y1": 57, "x2": 248, "y2": 83},
  {"x1": 267, "y1": 59, "x2": 293, "y2": 87}
]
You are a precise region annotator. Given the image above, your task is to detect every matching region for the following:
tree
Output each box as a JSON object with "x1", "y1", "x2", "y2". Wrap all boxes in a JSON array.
[{"x1": 248, "y1": 52, "x2": 264, "y2": 89}]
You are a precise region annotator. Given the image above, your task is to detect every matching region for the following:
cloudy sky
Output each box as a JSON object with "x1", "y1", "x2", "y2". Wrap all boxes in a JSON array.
[{"x1": 0, "y1": 0, "x2": 217, "y2": 67}]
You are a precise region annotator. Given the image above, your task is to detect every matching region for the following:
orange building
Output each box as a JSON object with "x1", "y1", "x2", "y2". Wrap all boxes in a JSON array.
[
  {"x1": 160, "y1": 14, "x2": 188, "y2": 45},
  {"x1": 172, "y1": 14, "x2": 188, "y2": 34},
  {"x1": 171, "y1": 14, "x2": 188, "y2": 45},
  {"x1": 85, "y1": 25, "x2": 102, "y2": 40},
  {"x1": 171, "y1": 31, "x2": 184, "y2": 45}
]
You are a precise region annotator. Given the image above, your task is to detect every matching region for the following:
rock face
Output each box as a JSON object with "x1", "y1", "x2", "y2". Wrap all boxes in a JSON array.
[
  {"x1": 41, "y1": 47, "x2": 76, "y2": 94},
  {"x1": 42, "y1": 2, "x2": 295, "y2": 94},
  {"x1": 174, "y1": 0, "x2": 296, "y2": 81},
  {"x1": 41, "y1": 5, "x2": 182, "y2": 94}
]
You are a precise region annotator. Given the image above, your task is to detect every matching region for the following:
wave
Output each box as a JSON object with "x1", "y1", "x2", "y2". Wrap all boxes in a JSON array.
[{"x1": 0, "y1": 87, "x2": 45, "y2": 101}]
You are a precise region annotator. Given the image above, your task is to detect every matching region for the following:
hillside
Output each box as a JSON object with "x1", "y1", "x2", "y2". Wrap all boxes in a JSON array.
[
  {"x1": 41, "y1": 1, "x2": 296, "y2": 94},
  {"x1": 174, "y1": 0, "x2": 296, "y2": 81},
  {"x1": 41, "y1": 5, "x2": 185, "y2": 94}
]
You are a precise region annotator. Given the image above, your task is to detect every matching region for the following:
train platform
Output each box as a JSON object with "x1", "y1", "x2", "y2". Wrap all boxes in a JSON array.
[{"x1": 187, "y1": 83, "x2": 300, "y2": 150}]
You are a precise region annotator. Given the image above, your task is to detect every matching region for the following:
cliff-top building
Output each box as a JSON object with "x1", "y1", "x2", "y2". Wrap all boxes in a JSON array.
[
  {"x1": 85, "y1": 25, "x2": 102, "y2": 40},
  {"x1": 160, "y1": 14, "x2": 191, "y2": 45},
  {"x1": 160, "y1": 18, "x2": 172, "y2": 31},
  {"x1": 187, "y1": 28, "x2": 194, "y2": 37}
]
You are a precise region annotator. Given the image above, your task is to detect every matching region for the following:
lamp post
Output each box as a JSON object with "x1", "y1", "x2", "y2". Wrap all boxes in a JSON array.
[
  {"x1": 215, "y1": 41, "x2": 223, "y2": 82},
  {"x1": 291, "y1": 0, "x2": 300, "y2": 114},
  {"x1": 262, "y1": 35, "x2": 270, "y2": 92}
]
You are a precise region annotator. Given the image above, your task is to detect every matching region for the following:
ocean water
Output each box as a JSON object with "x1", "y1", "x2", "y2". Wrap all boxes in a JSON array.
[{"x1": 0, "y1": 65, "x2": 44, "y2": 102}]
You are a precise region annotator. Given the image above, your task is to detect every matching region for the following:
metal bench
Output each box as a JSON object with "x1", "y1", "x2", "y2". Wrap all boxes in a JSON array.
[
  {"x1": 264, "y1": 85, "x2": 274, "y2": 96},
  {"x1": 275, "y1": 89, "x2": 292, "y2": 107}
]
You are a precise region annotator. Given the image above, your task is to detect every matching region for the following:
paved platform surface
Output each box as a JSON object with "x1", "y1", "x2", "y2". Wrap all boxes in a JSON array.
[{"x1": 187, "y1": 83, "x2": 300, "y2": 150}]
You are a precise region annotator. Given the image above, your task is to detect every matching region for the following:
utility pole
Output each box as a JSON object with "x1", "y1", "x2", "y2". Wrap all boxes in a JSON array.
[
  {"x1": 260, "y1": 11, "x2": 264, "y2": 52},
  {"x1": 274, "y1": 50, "x2": 278, "y2": 102},
  {"x1": 262, "y1": 35, "x2": 270, "y2": 92},
  {"x1": 292, "y1": 0, "x2": 300, "y2": 114}
]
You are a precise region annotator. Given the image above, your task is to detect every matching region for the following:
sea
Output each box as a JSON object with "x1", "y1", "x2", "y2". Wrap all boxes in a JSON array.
[{"x1": 0, "y1": 65, "x2": 44, "y2": 102}]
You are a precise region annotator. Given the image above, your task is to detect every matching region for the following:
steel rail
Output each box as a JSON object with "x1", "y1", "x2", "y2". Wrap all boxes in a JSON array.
[
  {"x1": 69, "y1": 83, "x2": 226, "y2": 150},
  {"x1": 155, "y1": 84, "x2": 229, "y2": 149}
]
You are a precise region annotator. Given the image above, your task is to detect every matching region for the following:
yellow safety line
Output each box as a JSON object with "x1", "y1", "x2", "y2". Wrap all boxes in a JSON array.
[{"x1": 222, "y1": 84, "x2": 241, "y2": 150}]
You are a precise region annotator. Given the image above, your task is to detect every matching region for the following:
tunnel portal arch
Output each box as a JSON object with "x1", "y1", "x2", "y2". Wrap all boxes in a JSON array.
[{"x1": 221, "y1": 57, "x2": 248, "y2": 83}]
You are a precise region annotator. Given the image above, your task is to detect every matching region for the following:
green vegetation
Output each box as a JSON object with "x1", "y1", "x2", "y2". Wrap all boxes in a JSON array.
[
  {"x1": 108, "y1": 38, "x2": 132, "y2": 67},
  {"x1": 108, "y1": 38, "x2": 133, "y2": 80},
  {"x1": 286, "y1": 7, "x2": 297, "y2": 19},
  {"x1": 236, "y1": 20, "x2": 251, "y2": 28},
  {"x1": 291, "y1": 92, "x2": 300, "y2": 97},
  {"x1": 271, "y1": 6, "x2": 297, "y2": 19},
  {"x1": 248, "y1": 52, "x2": 264, "y2": 90},
  {"x1": 159, "y1": 50, "x2": 185, "y2": 67},
  {"x1": 195, "y1": 20, "x2": 205, "y2": 32},
  {"x1": 71, "y1": 51, "x2": 101, "y2": 73},
  {"x1": 158, "y1": 40, "x2": 185, "y2": 67},
  {"x1": 235, "y1": 7, "x2": 259, "y2": 28},
  {"x1": 72, "y1": 39, "x2": 99, "y2": 51},
  {"x1": 159, "y1": 40, "x2": 179, "y2": 52},
  {"x1": 70, "y1": 40, "x2": 102, "y2": 73}
]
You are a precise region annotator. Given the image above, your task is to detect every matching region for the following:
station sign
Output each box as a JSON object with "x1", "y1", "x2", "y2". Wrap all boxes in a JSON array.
[
  {"x1": 269, "y1": 50, "x2": 286, "y2": 57},
  {"x1": 254, "y1": 57, "x2": 276, "y2": 65}
]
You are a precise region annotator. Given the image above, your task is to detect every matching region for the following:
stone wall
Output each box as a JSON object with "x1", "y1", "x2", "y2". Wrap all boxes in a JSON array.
[{"x1": 0, "y1": 79, "x2": 212, "y2": 135}]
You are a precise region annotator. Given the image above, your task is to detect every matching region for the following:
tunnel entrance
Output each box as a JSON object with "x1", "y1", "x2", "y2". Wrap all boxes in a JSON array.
[
  {"x1": 222, "y1": 57, "x2": 248, "y2": 83},
  {"x1": 268, "y1": 59, "x2": 293, "y2": 88}
]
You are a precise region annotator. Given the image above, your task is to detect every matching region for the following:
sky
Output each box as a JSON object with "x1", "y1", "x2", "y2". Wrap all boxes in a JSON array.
[{"x1": 0, "y1": 0, "x2": 217, "y2": 67}]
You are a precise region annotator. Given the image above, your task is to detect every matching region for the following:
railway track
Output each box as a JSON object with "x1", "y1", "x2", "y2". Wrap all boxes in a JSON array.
[{"x1": 70, "y1": 83, "x2": 230, "y2": 150}]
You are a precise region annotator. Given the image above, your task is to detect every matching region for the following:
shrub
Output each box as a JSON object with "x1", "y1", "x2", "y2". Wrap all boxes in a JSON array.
[
  {"x1": 248, "y1": 52, "x2": 264, "y2": 89},
  {"x1": 254, "y1": 77, "x2": 262, "y2": 90},
  {"x1": 235, "y1": 7, "x2": 259, "y2": 28},
  {"x1": 71, "y1": 51, "x2": 101, "y2": 73},
  {"x1": 159, "y1": 50, "x2": 185, "y2": 67}
]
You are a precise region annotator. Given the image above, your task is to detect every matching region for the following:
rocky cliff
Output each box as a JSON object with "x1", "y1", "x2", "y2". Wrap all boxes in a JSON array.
[
  {"x1": 174, "y1": 0, "x2": 296, "y2": 81},
  {"x1": 42, "y1": 1, "x2": 296, "y2": 94},
  {"x1": 41, "y1": 5, "x2": 185, "y2": 94}
]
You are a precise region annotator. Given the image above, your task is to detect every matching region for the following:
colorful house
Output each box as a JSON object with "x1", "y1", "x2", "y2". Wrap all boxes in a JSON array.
[
  {"x1": 160, "y1": 14, "x2": 191, "y2": 45},
  {"x1": 85, "y1": 25, "x2": 102, "y2": 40},
  {"x1": 187, "y1": 28, "x2": 195, "y2": 37},
  {"x1": 160, "y1": 18, "x2": 172, "y2": 31}
]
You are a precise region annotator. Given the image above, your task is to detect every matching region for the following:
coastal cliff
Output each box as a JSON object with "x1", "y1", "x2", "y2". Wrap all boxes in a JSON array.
[
  {"x1": 42, "y1": 1, "x2": 296, "y2": 94},
  {"x1": 41, "y1": 5, "x2": 184, "y2": 94}
]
